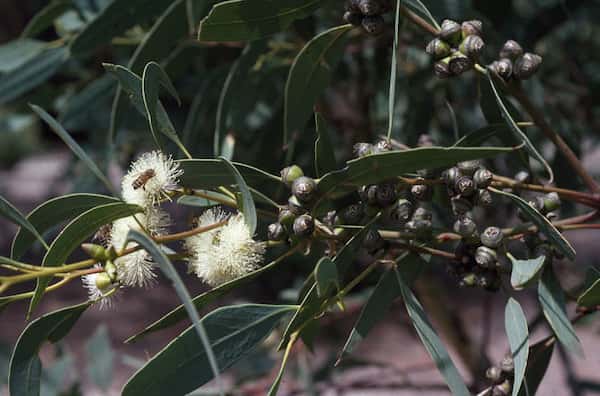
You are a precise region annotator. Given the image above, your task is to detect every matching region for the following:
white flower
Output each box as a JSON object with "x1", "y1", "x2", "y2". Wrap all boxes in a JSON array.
[
  {"x1": 121, "y1": 151, "x2": 183, "y2": 207},
  {"x1": 82, "y1": 267, "x2": 118, "y2": 309},
  {"x1": 185, "y1": 209, "x2": 266, "y2": 287},
  {"x1": 109, "y1": 208, "x2": 170, "y2": 287}
]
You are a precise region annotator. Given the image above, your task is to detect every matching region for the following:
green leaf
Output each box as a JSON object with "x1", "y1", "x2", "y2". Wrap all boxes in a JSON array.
[
  {"x1": 386, "y1": 1, "x2": 400, "y2": 139},
  {"x1": 538, "y1": 268, "x2": 583, "y2": 357},
  {"x1": 9, "y1": 302, "x2": 90, "y2": 396},
  {"x1": 125, "y1": 229, "x2": 222, "y2": 395},
  {"x1": 125, "y1": 248, "x2": 297, "y2": 343},
  {"x1": 518, "y1": 339, "x2": 555, "y2": 396},
  {"x1": 29, "y1": 105, "x2": 115, "y2": 194},
  {"x1": 485, "y1": 73, "x2": 553, "y2": 182},
  {"x1": 177, "y1": 192, "x2": 232, "y2": 208},
  {"x1": 59, "y1": 75, "x2": 116, "y2": 131},
  {"x1": 0, "y1": 39, "x2": 47, "y2": 73},
  {"x1": 110, "y1": 0, "x2": 189, "y2": 141},
  {"x1": 314, "y1": 113, "x2": 337, "y2": 178},
  {"x1": 141, "y1": 61, "x2": 191, "y2": 158},
  {"x1": 85, "y1": 325, "x2": 114, "y2": 390},
  {"x1": 284, "y1": 24, "x2": 352, "y2": 144},
  {"x1": 11, "y1": 193, "x2": 118, "y2": 260},
  {"x1": 29, "y1": 202, "x2": 142, "y2": 317},
  {"x1": 69, "y1": 0, "x2": 172, "y2": 55},
  {"x1": 395, "y1": 261, "x2": 469, "y2": 396},
  {"x1": 505, "y1": 298, "x2": 529, "y2": 396},
  {"x1": 178, "y1": 159, "x2": 283, "y2": 192},
  {"x1": 316, "y1": 146, "x2": 513, "y2": 207},
  {"x1": 215, "y1": 41, "x2": 266, "y2": 156},
  {"x1": 122, "y1": 304, "x2": 295, "y2": 396},
  {"x1": 198, "y1": 0, "x2": 323, "y2": 42},
  {"x1": 21, "y1": 0, "x2": 72, "y2": 38},
  {"x1": 314, "y1": 257, "x2": 339, "y2": 297},
  {"x1": 577, "y1": 267, "x2": 600, "y2": 308},
  {"x1": 219, "y1": 157, "x2": 257, "y2": 234},
  {"x1": 452, "y1": 124, "x2": 509, "y2": 147},
  {"x1": 510, "y1": 254, "x2": 546, "y2": 290},
  {"x1": 0, "y1": 195, "x2": 48, "y2": 252},
  {"x1": 489, "y1": 188, "x2": 575, "y2": 260},
  {"x1": 0, "y1": 45, "x2": 68, "y2": 105}
]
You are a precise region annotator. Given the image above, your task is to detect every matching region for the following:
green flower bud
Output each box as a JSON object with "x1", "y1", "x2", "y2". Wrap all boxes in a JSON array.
[
  {"x1": 81, "y1": 243, "x2": 110, "y2": 261},
  {"x1": 475, "y1": 246, "x2": 497, "y2": 268},
  {"x1": 287, "y1": 195, "x2": 307, "y2": 215},
  {"x1": 459, "y1": 35, "x2": 484, "y2": 58},
  {"x1": 481, "y1": 226, "x2": 504, "y2": 248},
  {"x1": 104, "y1": 260, "x2": 118, "y2": 282},
  {"x1": 354, "y1": 142, "x2": 374, "y2": 158},
  {"x1": 499, "y1": 40, "x2": 523, "y2": 60},
  {"x1": 449, "y1": 52, "x2": 474, "y2": 75},
  {"x1": 268, "y1": 222, "x2": 287, "y2": 241},
  {"x1": 292, "y1": 176, "x2": 317, "y2": 203},
  {"x1": 455, "y1": 176, "x2": 475, "y2": 196},
  {"x1": 457, "y1": 160, "x2": 481, "y2": 176},
  {"x1": 461, "y1": 20, "x2": 483, "y2": 38},
  {"x1": 376, "y1": 182, "x2": 398, "y2": 207},
  {"x1": 411, "y1": 184, "x2": 432, "y2": 201},
  {"x1": 475, "y1": 189, "x2": 493, "y2": 207},
  {"x1": 542, "y1": 192, "x2": 561, "y2": 212},
  {"x1": 339, "y1": 203, "x2": 364, "y2": 224},
  {"x1": 473, "y1": 168, "x2": 493, "y2": 188},
  {"x1": 359, "y1": 0, "x2": 384, "y2": 16},
  {"x1": 95, "y1": 272, "x2": 113, "y2": 292},
  {"x1": 489, "y1": 58, "x2": 513, "y2": 80},
  {"x1": 451, "y1": 196, "x2": 473, "y2": 216},
  {"x1": 389, "y1": 199, "x2": 413, "y2": 224},
  {"x1": 293, "y1": 214, "x2": 314, "y2": 237},
  {"x1": 426, "y1": 38, "x2": 452, "y2": 60},
  {"x1": 514, "y1": 52, "x2": 542, "y2": 80},
  {"x1": 439, "y1": 19, "x2": 462, "y2": 45},
  {"x1": 278, "y1": 207, "x2": 296, "y2": 227},
  {"x1": 344, "y1": 11, "x2": 363, "y2": 26},
  {"x1": 362, "y1": 15, "x2": 385, "y2": 35},
  {"x1": 434, "y1": 57, "x2": 452, "y2": 78},
  {"x1": 454, "y1": 216, "x2": 478, "y2": 238},
  {"x1": 281, "y1": 165, "x2": 304, "y2": 187},
  {"x1": 486, "y1": 366, "x2": 503, "y2": 384}
]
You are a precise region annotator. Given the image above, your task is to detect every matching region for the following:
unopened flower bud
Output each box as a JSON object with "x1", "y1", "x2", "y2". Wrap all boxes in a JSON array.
[
  {"x1": 542, "y1": 192, "x2": 561, "y2": 212},
  {"x1": 475, "y1": 246, "x2": 497, "y2": 268},
  {"x1": 344, "y1": 11, "x2": 363, "y2": 26},
  {"x1": 94, "y1": 272, "x2": 113, "y2": 292},
  {"x1": 455, "y1": 176, "x2": 475, "y2": 196},
  {"x1": 358, "y1": 0, "x2": 383, "y2": 15},
  {"x1": 354, "y1": 142, "x2": 374, "y2": 158},
  {"x1": 412, "y1": 207, "x2": 432, "y2": 221},
  {"x1": 444, "y1": 167, "x2": 461, "y2": 186},
  {"x1": 339, "y1": 203, "x2": 364, "y2": 224},
  {"x1": 411, "y1": 184, "x2": 432, "y2": 201},
  {"x1": 459, "y1": 35, "x2": 484, "y2": 58},
  {"x1": 406, "y1": 219, "x2": 433, "y2": 239},
  {"x1": 475, "y1": 189, "x2": 493, "y2": 207},
  {"x1": 461, "y1": 20, "x2": 483, "y2": 37},
  {"x1": 268, "y1": 222, "x2": 287, "y2": 241},
  {"x1": 489, "y1": 58, "x2": 513, "y2": 80},
  {"x1": 486, "y1": 366, "x2": 503, "y2": 384},
  {"x1": 457, "y1": 160, "x2": 481, "y2": 176},
  {"x1": 439, "y1": 19, "x2": 462, "y2": 45},
  {"x1": 292, "y1": 176, "x2": 317, "y2": 203},
  {"x1": 481, "y1": 226, "x2": 504, "y2": 248},
  {"x1": 474, "y1": 168, "x2": 493, "y2": 188},
  {"x1": 499, "y1": 40, "x2": 523, "y2": 60},
  {"x1": 426, "y1": 38, "x2": 452, "y2": 59},
  {"x1": 293, "y1": 214, "x2": 314, "y2": 237},
  {"x1": 278, "y1": 207, "x2": 296, "y2": 227},
  {"x1": 449, "y1": 53, "x2": 473, "y2": 75},
  {"x1": 362, "y1": 15, "x2": 385, "y2": 35},
  {"x1": 514, "y1": 52, "x2": 542, "y2": 80},
  {"x1": 81, "y1": 243, "x2": 110, "y2": 261},
  {"x1": 376, "y1": 182, "x2": 398, "y2": 207},
  {"x1": 389, "y1": 199, "x2": 413, "y2": 224},
  {"x1": 281, "y1": 165, "x2": 304, "y2": 187}
]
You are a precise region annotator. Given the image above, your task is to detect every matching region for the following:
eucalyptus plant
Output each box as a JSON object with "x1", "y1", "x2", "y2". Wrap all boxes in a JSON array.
[{"x1": 1, "y1": 0, "x2": 599, "y2": 395}]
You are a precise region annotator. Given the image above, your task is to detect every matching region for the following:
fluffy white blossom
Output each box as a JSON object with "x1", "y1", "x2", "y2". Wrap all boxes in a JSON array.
[
  {"x1": 185, "y1": 209, "x2": 266, "y2": 287},
  {"x1": 121, "y1": 151, "x2": 183, "y2": 207},
  {"x1": 82, "y1": 267, "x2": 118, "y2": 309},
  {"x1": 109, "y1": 208, "x2": 170, "y2": 287}
]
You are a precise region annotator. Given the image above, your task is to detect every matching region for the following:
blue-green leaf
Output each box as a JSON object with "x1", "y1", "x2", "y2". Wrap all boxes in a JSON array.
[
  {"x1": 505, "y1": 297, "x2": 529, "y2": 396},
  {"x1": 577, "y1": 267, "x2": 600, "y2": 308},
  {"x1": 0, "y1": 39, "x2": 47, "y2": 73},
  {"x1": 29, "y1": 105, "x2": 115, "y2": 194},
  {"x1": 538, "y1": 268, "x2": 583, "y2": 357},
  {"x1": 0, "y1": 195, "x2": 48, "y2": 252},
  {"x1": 219, "y1": 157, "x2": 257, "y2": 234},
  {"x1": 21, "y1": 0, "x2": 72, "y2": 38},
  {"x1": 510, "y1": 254, "x2": 546, "y2": 290},
  {"x1": 518, "y1": 339, "x2": 555, "y2": 396}
]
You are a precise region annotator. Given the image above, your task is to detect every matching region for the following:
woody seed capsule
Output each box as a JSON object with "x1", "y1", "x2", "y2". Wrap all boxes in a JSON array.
[
  {"x1": 455, "y1": 176, "x2": 475, "y2": 196},
  {"x1": 473, "y1": 168, "x2": 493, "y2": 188},
  {"x1": 439, "y1": 19, "x2": 462, "y2": 45},
  {"x1": 461, "y1": 20, "x2": 483, "y2": 38},
  {"x1": 281, "y1": 165, "x2": 304, "y2": 187},
  {"x1": 293, "y1": 214, "x2": 315, "y2": 237},
  {"x1": 491, "y1": 58, "x2": 513, "y2": 80},
  {"x1": 426, "y1": 38, "x2": 452, "y2": 59},
  {"x1": 292, "y1": 176, "x2": 317, "y2": 203},
  {"x1": 514, "y1": 52, "x2": 542, "y2": 80},
  {"x1": 362, "y1": 15, "x2": 385, "y2": 35},
  {"x1": 449, "y1": 53, "x2": 473, "y2": 75},
  {"x1": 475, "y1": 246, "x2": 497, "y2": 268},
  {"x1": 459, "y1": 35, "x2": 485, "y2": 58},
  {"x1": 268, "y1": 222, "x2": 287, "y2": 241},
  {"x1": 358, "y1": 0, "x2": 384, "y2": 16},
  {"x1": 481, "y1": 226, "x2": 504, "y2": 248},
  {"x1": 499, "y1": 40, "x2": 523, "y2": 60},
  {"x1": 434, "y1": 57, "x2": 452, "y2": 78}
]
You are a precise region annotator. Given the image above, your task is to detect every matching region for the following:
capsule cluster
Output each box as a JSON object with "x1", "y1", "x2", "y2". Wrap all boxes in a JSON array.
[
  {"x1": 488, "y1": 40, "x2": 543, "y2": 81},
  {"x1": 485, "y1": 356, "x2": 514, "y2": 396},
  {"x1": 426, "y1": 19, "x2": 485, "y2": 78},
  {"x1": 343, "y1": 0, "x2": 393, "y2": 36}
]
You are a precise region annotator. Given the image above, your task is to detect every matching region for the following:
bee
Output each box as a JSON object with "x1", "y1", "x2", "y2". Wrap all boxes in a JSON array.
[{"x1": 132, "y1": 169, "x2": 156, "y2": 190}]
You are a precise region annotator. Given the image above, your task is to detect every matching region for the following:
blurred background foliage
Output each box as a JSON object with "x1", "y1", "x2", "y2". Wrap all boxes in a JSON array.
[{"x1": 1, "y1": 0, "x2": 599, "y2": 394}]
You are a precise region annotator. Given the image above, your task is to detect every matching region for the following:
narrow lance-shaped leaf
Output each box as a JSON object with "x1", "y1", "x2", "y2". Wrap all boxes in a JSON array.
[
  {"x1": 538, "y1": 268, "x2": 583, "y2": 357},
  {"x1": 509, "y1": 254, "x2": 546, "y2": 290},
  {"x1": 518, "y1": 339, "x2": 555, "y2": 396},
  {"x1": 198, "y1": 0, "x2": 323, "y2": 42},
  {"x1": 0, "y1": 195, "x2": 48, "y2": 252},
  {"x1": 29, "y1": 203, "x2": 142, "y2": 317},
  {"x1": 284, "y1": 24, "x2": 352, "y2": 144},
  {"x1": 386, "y1": 0, "x2": 401, "y2": 139},
  {"x1": 219, "y1": 157, "x2": 257, "y2": 234},
  {"x1": 0, "y1": 39, "x2": 47, "y2": 73},
  {"x1": 395, "y1": 263, "x2": 470, "y2": 396},
  {"x1": 122, "y1": 304, "x2": 296, "y2": 396},
  {"x1": 125, "y1": 230, "x2": 223, "y2": 395},
  {"x1": 9, "y1": 302, "x2": 91, "y2": 396},
  {"x1": 505, "y1": 297, "x2": 529, "y2": 396},
  {"x1": 314, "y1": 113, "x2": 337, "y2": 178},
  {"x1": 29, "y1": 105, "x2": 115, "y2": 194},
  {"x1": 577, "y1": 267, "x2": 600, "y2": 308},
  {"x1": 486, "y1": 72, "x2": 553, "y2": 183},
  {"x1": 489, "y1": 187, "x2": 575, "y2": 260},
  {"x1": 21, "y1": 0, "x2": 72, "y2": 38}
]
